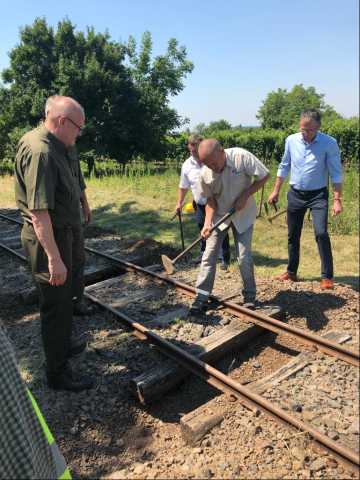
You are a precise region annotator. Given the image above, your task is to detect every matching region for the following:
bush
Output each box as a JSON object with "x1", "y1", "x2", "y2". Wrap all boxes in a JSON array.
[
  {"x1": 164, "y1": 128, "x2": 288, "y2": 165},
  {"x1": 164, "y1": 119, "x2": 359, "y2": 167},
  {"x1": 322, "y1": 118, "x2": 359, "y2": 166},
  {"x1": 0, "y1": 159, "x2": 15, "y2": 175}
]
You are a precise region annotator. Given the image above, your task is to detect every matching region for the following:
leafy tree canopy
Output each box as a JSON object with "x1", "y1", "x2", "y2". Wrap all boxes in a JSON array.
[
  {"x1": 256, "y1": 84, "x2": 342, "y2": 130},
  {"x1": 0, "y1": 17, "x2": 193, "y2": 161},
  {"x1": 192, "y1": 119, "x2": 233, "y2": 136}
]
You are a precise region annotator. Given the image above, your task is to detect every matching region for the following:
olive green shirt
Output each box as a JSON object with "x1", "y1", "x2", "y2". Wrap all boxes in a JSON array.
[{"x1": 14, "y1": 126, "x2": 86, "y2": 228}]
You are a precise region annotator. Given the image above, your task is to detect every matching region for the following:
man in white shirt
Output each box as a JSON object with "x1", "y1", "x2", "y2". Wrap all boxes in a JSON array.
[
  {"x1": 175, "y1": 134, "x2": 230, "y2": 268},
  {"x1": 189, "y1": 139, "x2": 269, "y2": 314}
]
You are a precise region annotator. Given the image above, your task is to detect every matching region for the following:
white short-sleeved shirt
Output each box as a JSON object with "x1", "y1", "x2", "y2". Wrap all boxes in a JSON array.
[
  {"x1": 179, "y1": 156, "x2": 207, "y2": 205},
  {"x1": 198, "y1": 147, "x2": 269, "y2": 233}
]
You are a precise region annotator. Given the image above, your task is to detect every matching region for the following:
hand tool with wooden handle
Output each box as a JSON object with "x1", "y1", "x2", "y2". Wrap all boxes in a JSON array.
[{"x1": 161, "y1": 207, "x2": 236, "y2": 274}]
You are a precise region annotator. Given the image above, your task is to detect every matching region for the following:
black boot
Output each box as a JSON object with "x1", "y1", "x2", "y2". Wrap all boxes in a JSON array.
[
  {"x1": 68, "y1": 338, "x2": 87, "y2": 357},
  {"x1": 73, "y1": 300, "x2": 93, "y2": 316},
  {"x1": 188, "y1": 296, "x2": 208, "y2": 316},
  {"x1": 47, "y1": 365, "x2": 95, "y2": 392}
]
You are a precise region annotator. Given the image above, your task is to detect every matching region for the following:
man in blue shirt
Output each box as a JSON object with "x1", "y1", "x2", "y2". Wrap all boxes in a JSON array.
[{"x1": 268, "y1": 110, "x2": 343, "y2": 289}]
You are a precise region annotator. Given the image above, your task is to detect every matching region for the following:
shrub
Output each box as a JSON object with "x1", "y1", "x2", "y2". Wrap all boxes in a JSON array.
[{"x1": 164, "y1": 120, "x2": 359, "y2": 167}]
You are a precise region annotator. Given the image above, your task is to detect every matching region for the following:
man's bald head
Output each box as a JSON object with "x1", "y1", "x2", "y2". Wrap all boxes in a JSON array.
[
  {"x1": 45, "y1": 95, "x2": 84, "y2": 119},
  {"x1": 44, "y1": 95, "x2": 85, "y2": 148},
  {"x1": 198, "y1": 139, "x2": 225, "y2": 173}
]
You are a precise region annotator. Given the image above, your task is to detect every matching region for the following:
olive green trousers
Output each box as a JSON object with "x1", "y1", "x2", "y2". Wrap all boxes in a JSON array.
[{"x1": 21, "y1": 223, "x2": 85, "y2": 374}]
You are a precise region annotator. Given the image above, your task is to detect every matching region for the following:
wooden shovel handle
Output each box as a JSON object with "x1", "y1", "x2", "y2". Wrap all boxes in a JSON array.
[{"x1": 172, "y1": 208, "x2": 235, "y2": 263}]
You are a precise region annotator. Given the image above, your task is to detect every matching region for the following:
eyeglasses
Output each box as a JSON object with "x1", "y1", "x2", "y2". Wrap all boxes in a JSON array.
[{"x1": 64, "y1": 117, "x2": 84, "y2": 134}]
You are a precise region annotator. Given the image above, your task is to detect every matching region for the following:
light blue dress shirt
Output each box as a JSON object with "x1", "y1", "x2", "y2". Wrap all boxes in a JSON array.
[{"x1": 277, "y1": 131, "x2": 342, "y2": 190}]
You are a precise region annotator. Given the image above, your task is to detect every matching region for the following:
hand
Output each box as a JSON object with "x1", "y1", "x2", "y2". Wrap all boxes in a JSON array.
[
  {"x1": 332, "y1": 199, "x2": 342, "y2": 216},
  {"x1": 201, "y1": 223, "x2": 213, "y2": 239},
  {"x1": 82, "y1": 203, "x2": 92, "y2": 224},
  {"x1": 48, "y1": 256, "x2": 67, "y2": 286},
  {"x1": 268, "y1": 191, "x2": 279, "y2": 205},
  {"x1": 235, "y1": 192, "x2": 249, "y2": 212},
  {"x1": 175, "y1": 202, "x2": 183, "y2": 213}
]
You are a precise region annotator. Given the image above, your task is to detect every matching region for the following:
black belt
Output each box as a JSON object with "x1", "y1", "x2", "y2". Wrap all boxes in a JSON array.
[{"x1": 290, "y1": 186, "x2": 327, "y2": 195}]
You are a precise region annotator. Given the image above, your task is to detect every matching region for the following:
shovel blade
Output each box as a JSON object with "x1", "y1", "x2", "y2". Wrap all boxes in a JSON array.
[{"x1": 161, "y1": 254, "x2": 175, "y2": 275}]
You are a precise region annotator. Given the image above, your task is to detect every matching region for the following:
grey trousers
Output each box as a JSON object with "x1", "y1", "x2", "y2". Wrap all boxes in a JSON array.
[{"x1": 195, "y1": 224, "x2": 256, "y2": 303}]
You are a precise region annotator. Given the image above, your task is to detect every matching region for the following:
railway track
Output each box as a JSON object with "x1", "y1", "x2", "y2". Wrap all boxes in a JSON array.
[
  {"x1": 0, "y1": 208, "x2": 359, "y2": 474},
  {"x1": 0, "y1": 210, "x2": 358, "y2": 367}
]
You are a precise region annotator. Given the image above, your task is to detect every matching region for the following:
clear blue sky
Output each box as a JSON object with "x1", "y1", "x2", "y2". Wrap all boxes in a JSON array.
[{"x1": 0, "y1": 0, "x2": 358, "y2": 127}]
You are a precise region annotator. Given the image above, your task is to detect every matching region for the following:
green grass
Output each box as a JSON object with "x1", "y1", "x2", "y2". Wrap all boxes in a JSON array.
[{"x1": 1, "y1": 164, "x2": 358, "y2": 286}]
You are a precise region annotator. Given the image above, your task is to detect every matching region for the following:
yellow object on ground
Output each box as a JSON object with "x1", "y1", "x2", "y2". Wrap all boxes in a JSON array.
[{"x1": 183, "y1": 202, "x2": 195, "y2": 213}]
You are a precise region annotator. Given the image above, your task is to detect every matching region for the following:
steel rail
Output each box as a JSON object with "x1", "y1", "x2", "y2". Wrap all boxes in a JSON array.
[
  {"x1": 85, "y1": 291, "x2": 360, "y2": 474},
  {"x1": 1, "y1": 211, "x2": 359, "y2": 367},
  {"x1": 0, "y1": 228, "x2": 359, "y2": 473},
  {"x1": 85, "y1": 246, "x2": 360, "y2": 368},
  {"x1": 0, "y1": 241, "x2": 27, "y2": 261},
  {"x1": 0, "y1": 212, "x2": 23, "y2": 225}
]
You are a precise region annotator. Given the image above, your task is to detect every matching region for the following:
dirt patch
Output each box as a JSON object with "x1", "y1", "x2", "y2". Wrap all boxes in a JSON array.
[{"x1": 84, "y1": 224, "x2": 115, "y2": 238}]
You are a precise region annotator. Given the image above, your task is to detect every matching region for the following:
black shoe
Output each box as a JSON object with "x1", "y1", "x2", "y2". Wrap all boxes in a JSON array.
[
  {"x1": 73, "y1": 301, "x2": 92, "y2": 316},
  {"x1": 47, "y1": 367, "x2": 95, "y2": 392},
  {"x1": 243, "y1": 302, "x2": 256, "y2": 311},
  {"x1": 189, "y1": 297, "x2": 208, "y2": 316},
  {"x1": 68, "y1": 339, "x2": 87, "y2": 358}
]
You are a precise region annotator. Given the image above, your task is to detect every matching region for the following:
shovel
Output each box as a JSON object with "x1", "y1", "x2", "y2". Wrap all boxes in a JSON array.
[
  {"x1": 177, "y1": 210, "x2": 185, "y2": 251},
  {"x1": 161, "y1": 207, "x2": 235, "y2": 274},
  {"x1": 170, "y1": 209, "x2": 185, "y2": 250},
  {"x1": 265, "y1": 202, "x2": 287, "y2": 224}
]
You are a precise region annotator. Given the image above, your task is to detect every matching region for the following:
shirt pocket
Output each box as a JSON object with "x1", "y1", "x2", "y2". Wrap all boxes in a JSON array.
[{"x1": 56, "y1": 170, "x2": 75, "y2": 204}]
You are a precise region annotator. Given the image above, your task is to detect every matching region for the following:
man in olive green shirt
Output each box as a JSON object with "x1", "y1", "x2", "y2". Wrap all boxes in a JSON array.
[
  {"x1": 44, "y1": 96, "x2": 92, "y2": 315},
  {"x1": 14, "y1": 96, "x2": 94, "y2": 392}
]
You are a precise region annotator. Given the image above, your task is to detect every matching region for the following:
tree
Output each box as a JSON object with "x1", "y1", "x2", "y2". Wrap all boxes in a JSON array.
[
  {"x1": 191, "y1": 119, "x2": 232, "y2": 136},
  {"x1": 125, "y1": 31, "x2": 193, "y2": 159},
  {"x1": 257, "y1": 84, "x2": 342, "y2": 130},
  {"x1": 193, "y1": 123, "x2": 207, "y2": 135},
  {"x1": 206, "y1": 119, "x2": 232, "y2": 132},
  {"x1": 0, "y1": 18, "x2": 193, "y2": 161}
]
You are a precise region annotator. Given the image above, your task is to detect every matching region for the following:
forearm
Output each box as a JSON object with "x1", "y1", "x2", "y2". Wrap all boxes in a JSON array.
[
  {"x1": 331, "y1": 183, "x2": 343, "y2": 216},
  {"x1": 29, "y1": 210, "x2": 61, "y2": 262},
  {"x1": 205, "y1": 197, "x2": 217, "y2": 226},
  {"x1": 332, "y1": 183, "x2": 342, "y2": 200},
  {"x1": 80, "y1": 189, "x2": 89, "y2": 209},
  {"x1": 80, "y1": 189, "x2": 91, "y2": 223},
  {"x1": 272, "y1": 176, "x2": 285, "y2": 194},
  {"x1": 235, "y1": 175, "x2": 269, "y2": 211},
  {"x1": 177, "y1": 188, "x2": 188, "y2": 206},
  {"x1": 246, "y1": 174, "x2": 269, "y2": 198}
]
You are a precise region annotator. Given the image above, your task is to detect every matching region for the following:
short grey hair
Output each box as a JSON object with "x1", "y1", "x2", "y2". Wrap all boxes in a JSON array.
[
  {"x1": 45, "y1": 95, "x2": 58, "y2": 117},
  {"x1": 188, "y1": 133, "x2": 203, "y2": 145},
  {"x1": 300, "y1": 109, "x2": 321, "y2": 124}
]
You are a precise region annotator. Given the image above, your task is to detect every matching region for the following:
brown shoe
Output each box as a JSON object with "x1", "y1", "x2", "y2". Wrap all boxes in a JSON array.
[
  {"x1": 320, "y1": 279, "x2": 334, "y2": 290},
  {"x1": 276, "y1": 271, "x2": 298, "y2": 282}
]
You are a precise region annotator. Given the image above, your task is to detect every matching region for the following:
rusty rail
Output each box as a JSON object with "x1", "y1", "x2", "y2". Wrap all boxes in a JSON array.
[
  {"x1": 0, "y1": 212, "x2": 23, "y2": 225},
  {"x1": 0, "y1": 241, "x2": 26, "y2": 261},
  {"x1": 85, "y1": 246, "x2": 360, "y2": 368},
  {"x1": 0, "y1": 211, "x2": 358, "y2": 367},
  {"x1": 87, "y1": 291, "x2": 360, "y2": 473}
]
